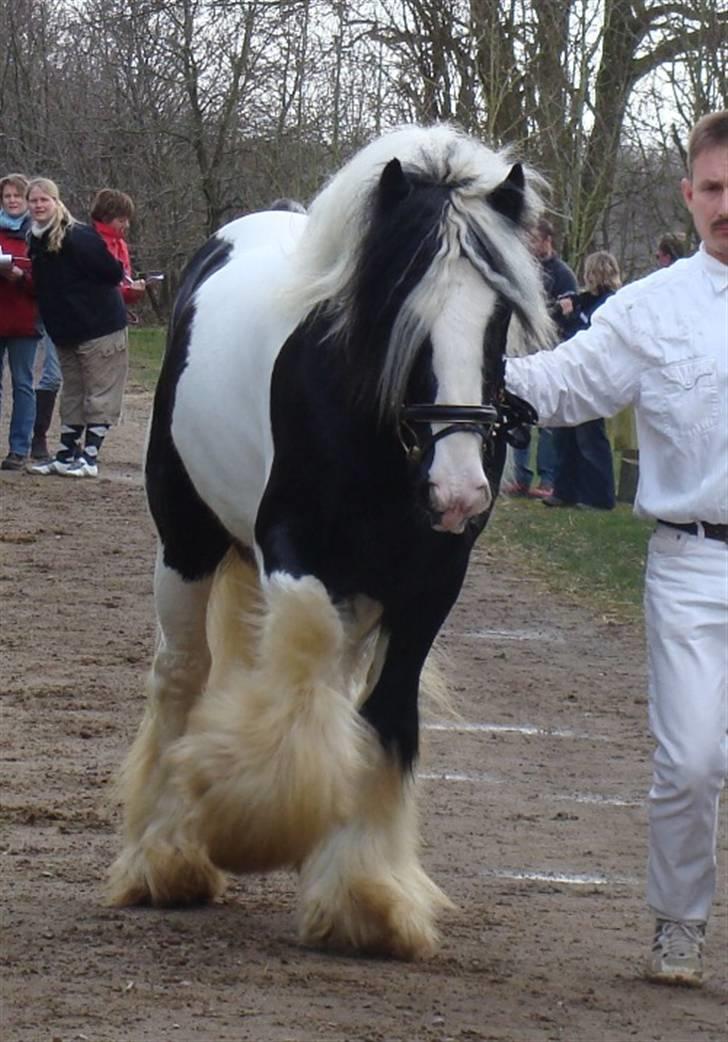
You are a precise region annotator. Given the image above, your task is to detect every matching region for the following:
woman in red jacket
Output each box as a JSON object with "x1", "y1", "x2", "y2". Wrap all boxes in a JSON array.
[
  {"x1": 90, "y1": 189, "x2": 146, "y2": 308},
  {"x1": 0, "y1": 172, "x2": 41, "y2": 470}
]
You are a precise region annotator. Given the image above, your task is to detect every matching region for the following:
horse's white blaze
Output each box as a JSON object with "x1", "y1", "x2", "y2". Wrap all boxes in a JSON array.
[{"x1": 427, "y1": 259, "x2": 497, "y2": 533}]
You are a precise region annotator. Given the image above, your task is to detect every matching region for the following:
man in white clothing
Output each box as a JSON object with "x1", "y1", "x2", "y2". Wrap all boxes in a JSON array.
[{"x1": 506, "y1": 111, "x2": 728, "y2": 986}]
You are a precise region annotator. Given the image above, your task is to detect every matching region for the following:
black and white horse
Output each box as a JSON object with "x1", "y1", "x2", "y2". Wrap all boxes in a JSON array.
[{"x1": 108, "y1": 124, "x2": 551, "y2": 959}]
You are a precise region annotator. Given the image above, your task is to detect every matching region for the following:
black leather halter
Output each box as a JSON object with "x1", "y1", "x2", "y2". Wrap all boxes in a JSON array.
[{"x1": 398, "y1": 397, "x2": 536, "y2": 464}]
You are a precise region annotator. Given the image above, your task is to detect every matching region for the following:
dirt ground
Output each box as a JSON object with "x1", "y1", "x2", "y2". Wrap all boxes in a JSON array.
[{"x1": 1, "y1": 391, "x2": 726, "y2": 1042}]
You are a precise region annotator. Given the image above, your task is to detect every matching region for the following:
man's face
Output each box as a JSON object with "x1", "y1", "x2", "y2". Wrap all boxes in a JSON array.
[
  {"x1": 681, "y1": 144, "x2": 728, "y2": 264},
  {"x1": 530, "y1": 232, "x2": 552, "y2": 260}
]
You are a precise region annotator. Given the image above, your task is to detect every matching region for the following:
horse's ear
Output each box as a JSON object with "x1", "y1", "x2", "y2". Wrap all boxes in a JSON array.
[
  {"x1": 488, "y1": 163, "x2": 526, "y2": 223},
  {"x1": 378, "y1": 158, "x2": 411, "y2": 210}
]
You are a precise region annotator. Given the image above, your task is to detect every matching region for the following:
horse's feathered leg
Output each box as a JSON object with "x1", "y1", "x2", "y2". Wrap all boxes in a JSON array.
[
  {"x1": 297, "y1": 753, "x2": 452, "y2": 960},
  {"x1": 161, "y1": 572, "x2": 374, "y2": 874},
  {"x1": 297, "y1": 609, "x2": 455, "y2": 960},
  {"x1": 107, "y1": 548, "x2": 225, "y2": 906}
]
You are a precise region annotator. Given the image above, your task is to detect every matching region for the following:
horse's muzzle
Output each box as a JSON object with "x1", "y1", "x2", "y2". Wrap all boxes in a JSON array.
[{"x1": 428, "y1": 479, "x2": 492, "y2": 534}]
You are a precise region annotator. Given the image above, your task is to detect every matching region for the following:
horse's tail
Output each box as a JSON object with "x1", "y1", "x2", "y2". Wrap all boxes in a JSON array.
[{"x1": 167, "y1": 565, "x2": 374, "y2": 873}]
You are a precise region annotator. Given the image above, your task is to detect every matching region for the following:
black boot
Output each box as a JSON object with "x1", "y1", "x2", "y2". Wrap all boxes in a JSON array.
[{"x1": 31, "y1": 389, "x2": 58, "y2": 460}]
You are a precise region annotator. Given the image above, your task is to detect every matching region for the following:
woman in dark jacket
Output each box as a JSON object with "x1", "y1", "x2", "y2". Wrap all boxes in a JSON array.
[
  {"x1": 543, "y1": 251, "x2": 621, "y2": 510},
  {"x1": 27, "y1": 177, "x2": 128, "y2": 478}
]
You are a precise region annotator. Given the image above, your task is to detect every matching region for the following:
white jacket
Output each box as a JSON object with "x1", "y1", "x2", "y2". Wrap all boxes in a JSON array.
[{"x1": 506, "y1": 247, "x2": 728, "y2": 524}]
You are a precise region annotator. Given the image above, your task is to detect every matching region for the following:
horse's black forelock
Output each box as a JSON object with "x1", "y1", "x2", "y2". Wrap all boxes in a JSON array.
[{"x1": 341, "y1": 176, "x2": 450, "y2": 415}]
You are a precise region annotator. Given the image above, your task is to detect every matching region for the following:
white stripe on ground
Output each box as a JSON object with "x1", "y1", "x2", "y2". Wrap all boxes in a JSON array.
[
  {"x1": 552, "y1": 792, "x2": 642, "y2": 807},
  {"x1": 480, "y1": 868, "x2": 639, "y2": 886},
  {"x1": 418, "y1": 770, "x2": 503, "y2": 783},
  {"x1": 417, "y1": 770, "x2": 640, "y2": 806},
  {"x1": 456, "y1": 627, "x2": 566, "y2": 642},
  {"x1": 423, "y1": 722, "x2": 607, "y2": 740}
]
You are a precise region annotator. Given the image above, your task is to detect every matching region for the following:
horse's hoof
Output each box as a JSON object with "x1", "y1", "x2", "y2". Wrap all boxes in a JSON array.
[
  {"x1": 106, "y1": 847, "x2": 155, "y2": 907},
  {"x1": 298, "y1": 871, "x2": 452, "y2": 960},
  {"x1": 105, "y1": 840, "x2": 226, "y2": 907}
]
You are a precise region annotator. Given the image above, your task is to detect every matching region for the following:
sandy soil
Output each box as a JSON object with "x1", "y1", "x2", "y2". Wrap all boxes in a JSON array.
[{"x1": 1, "y1": 392, "x2": 726, "y2": 1042}]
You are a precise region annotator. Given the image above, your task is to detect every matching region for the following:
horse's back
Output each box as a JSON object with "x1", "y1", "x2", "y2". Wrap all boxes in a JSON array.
[{"x1": 167, "y1": 211, "x2": 308, "y2": 550}]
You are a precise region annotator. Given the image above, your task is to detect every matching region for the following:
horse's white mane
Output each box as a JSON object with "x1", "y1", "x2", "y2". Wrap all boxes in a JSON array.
[{"x1": 286, "y1": 123, "x2": 553, "y2": 412}]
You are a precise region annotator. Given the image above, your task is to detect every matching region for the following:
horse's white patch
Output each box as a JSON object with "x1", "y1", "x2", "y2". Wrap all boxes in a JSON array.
[
  {"x1": 172, "y1": 213, "x2": 308, "y2": 548},
  {"x1": 427, "y1": 259, "x2": 497, "y2": 532}
]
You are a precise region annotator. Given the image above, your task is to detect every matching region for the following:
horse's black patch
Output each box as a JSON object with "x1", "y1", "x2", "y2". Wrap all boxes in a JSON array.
[
  {"x1": 340, "y1": 177, "x2": 449, "y2": 414},
  {"x1": 254, "y1": 170, "x2": 519, "y2": 769},
  {"x1": 146, "y1": 235, "x2": 235, "y2": 581},
  {"x1": 256, "y1": 312, "x2": 482, "y2": 770}
]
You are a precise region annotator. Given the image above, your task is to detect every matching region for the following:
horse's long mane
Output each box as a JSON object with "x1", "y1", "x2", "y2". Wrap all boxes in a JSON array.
[{"x1": 286, "y1": 124, "x2": 553, "y2": 418}]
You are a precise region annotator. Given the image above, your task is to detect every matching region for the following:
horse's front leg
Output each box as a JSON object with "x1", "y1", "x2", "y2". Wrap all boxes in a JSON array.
[
  {"x1": 297, "y1": 604, "x2": 455, "y2": 960},
  {"x1": 107, "y1": 548, "x2": 225, "y2": 906}
]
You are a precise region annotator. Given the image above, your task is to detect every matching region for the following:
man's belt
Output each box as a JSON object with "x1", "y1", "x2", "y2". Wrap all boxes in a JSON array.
[{"x1": 658, "y1": 520, "x2": 728, "y2": 543}]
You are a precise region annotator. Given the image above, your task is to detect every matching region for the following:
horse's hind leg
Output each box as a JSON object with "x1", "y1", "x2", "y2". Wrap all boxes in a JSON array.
[{"x1": 107, "y1": 548, "x2": 225, "y2": 906}]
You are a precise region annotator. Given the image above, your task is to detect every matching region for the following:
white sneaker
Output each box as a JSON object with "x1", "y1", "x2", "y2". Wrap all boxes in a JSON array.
[
  {"x1": 29, "y1": 457, "x2": 78, "y2": 476},
  {"x1": 647, "y1": 918, "x2": 705, "y2": 986},
  {"x1": 61, "y1": 457, "x2": 98, "y2": 478}
]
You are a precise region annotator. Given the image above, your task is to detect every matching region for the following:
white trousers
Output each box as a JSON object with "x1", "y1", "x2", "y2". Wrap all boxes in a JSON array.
[{"x1": 644, "y1": 524, "x2": 728, "y2": 923}]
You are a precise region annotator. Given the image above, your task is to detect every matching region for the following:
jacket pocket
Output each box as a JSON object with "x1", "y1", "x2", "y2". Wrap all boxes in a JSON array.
[{"x1": 639, "y1": 356, "x2": 719, "y2": 437}]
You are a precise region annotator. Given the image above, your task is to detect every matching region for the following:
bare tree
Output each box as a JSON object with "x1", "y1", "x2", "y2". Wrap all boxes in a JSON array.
[{"x1": 368, "y1": 0, "x2": 727, "y2": 268}]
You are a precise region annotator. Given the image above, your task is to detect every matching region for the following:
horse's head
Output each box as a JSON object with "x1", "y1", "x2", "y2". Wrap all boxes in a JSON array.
[
  {"x1": 289, "y1": 124, "x2": 553, "y2": 534},
  {"x1": 366, "y1": 138, "x2": 551, "y2": 534}
]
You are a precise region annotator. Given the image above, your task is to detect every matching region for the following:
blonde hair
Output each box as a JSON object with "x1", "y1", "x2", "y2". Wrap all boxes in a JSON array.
[
  {"x1": 26, "y1": 177, "x2": 75, "y2": 252},
  {"x1": 583, "y1": 251, "x2": 621, "y2": 293}
]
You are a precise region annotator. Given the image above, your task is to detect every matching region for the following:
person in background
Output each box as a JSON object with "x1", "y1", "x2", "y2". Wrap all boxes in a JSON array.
[
  {"x1": 31, "y1": 333, "x2": 62, "y2": 462},
  {"x1": 506, "y1": 110, "x2": 728, "y2": 987},
  {"x1": 26, "y1": 178, "x2": 129, "y2": 478},
  {"x1": 268, "y1": 197, "x2": 307, "y2": 214},
  {"x1": 542, "y1": 251, "x2": 621, "y2": 510},
  {"x1": 0, "y1": 172, "x2": 41, "y2": 470},
  {"x1": 502, "y1": 216, "x2": 578, "y2": 498},
  {"x1": 90, "y1": 189, "x2": 145, "y2": 308},
  {"x1": 655, "y1": 232, "x2": 686, "y2": 268}
]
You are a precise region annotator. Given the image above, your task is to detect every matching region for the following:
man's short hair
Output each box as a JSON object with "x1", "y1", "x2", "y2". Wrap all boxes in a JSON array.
[
  {"x1": 687, "y1": 111, "x2": 728, "y2": 177},
  {"x1": 90, "y1": 188, "x2": 135, "y2": 223}
]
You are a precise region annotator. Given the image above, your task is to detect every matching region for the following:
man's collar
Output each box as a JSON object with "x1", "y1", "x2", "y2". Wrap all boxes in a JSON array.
[{"x1": 699, "y1": 243, "x2": 728, "y2": 293}]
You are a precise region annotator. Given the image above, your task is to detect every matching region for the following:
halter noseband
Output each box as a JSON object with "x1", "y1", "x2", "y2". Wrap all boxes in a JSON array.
[{"x1": 398, "y1": 398, "x2": 536, "y2": 465}]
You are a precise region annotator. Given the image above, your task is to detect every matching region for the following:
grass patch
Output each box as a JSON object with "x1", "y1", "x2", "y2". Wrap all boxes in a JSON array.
[
  {"x1": 486, "y1": 496, "x2": 652, "y2": 624},
  {"x1": 128, "y1": 325, "x2": 166, "y2": 392}
]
